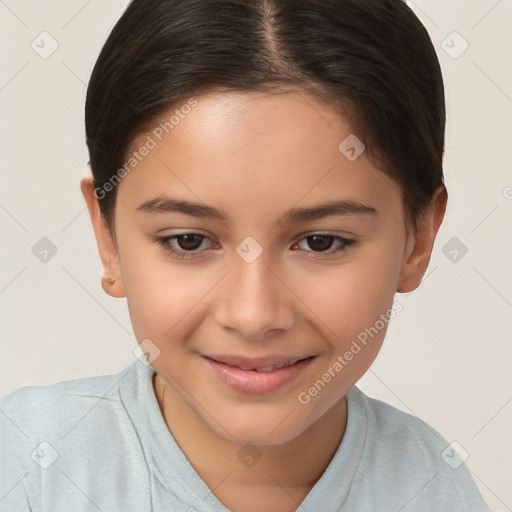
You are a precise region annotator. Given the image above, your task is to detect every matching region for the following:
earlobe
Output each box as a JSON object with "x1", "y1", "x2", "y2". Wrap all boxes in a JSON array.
[
  {"x1": 396, "y1": 186, "x2": 447, "y2": 293},
  {"x1": 80, "y1": 175, "x2": 126, "y2": 298}
]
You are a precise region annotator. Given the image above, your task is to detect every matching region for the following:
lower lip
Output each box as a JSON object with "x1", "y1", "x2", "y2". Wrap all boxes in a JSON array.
[{"x1": 204, "y1": 356, "x2": 314, "y2": 395}]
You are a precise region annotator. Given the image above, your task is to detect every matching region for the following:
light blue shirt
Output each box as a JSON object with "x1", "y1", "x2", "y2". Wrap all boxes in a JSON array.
[{"x1": 0, "y1": 359, "x2": 491, "y2": 511}]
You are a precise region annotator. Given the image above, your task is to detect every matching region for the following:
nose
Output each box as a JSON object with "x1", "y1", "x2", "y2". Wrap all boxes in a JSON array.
[{"x1": 214, "y1": 252, "x2": 296, "y2": 341}]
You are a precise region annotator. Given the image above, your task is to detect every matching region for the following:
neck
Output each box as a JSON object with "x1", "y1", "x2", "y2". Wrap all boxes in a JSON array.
[{"x1": 153, "y1": 374, "x2": 347, "y2": 497}]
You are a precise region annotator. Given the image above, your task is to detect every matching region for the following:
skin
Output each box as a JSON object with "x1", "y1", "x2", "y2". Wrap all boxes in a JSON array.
[{"x1": 81, "y1": 89, "x2": 446, "y2": 512}]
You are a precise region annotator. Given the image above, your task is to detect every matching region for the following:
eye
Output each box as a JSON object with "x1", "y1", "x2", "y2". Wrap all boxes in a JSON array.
[
  {"x1": 153, "y1": 233, "x2": 217, "y2": 260},
  {"x1": 153, "y1": 232, "x2": 356, "y2": 261},
  {"x1": 292, "y1": 234, "x2": 356, "y2": 258}
]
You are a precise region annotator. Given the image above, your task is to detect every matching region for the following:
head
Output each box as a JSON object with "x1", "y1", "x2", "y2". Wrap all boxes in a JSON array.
[{"x1": 81, "y1": 0, "x2": 447, "y2": 445}]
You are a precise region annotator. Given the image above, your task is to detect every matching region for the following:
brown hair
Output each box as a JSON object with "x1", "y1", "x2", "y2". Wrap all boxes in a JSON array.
[{"x1": 85, "y1": 0, "x2": 446, "y2": 236}]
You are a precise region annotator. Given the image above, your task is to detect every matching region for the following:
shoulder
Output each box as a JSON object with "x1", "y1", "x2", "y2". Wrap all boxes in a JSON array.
[
  {"x1": 353, "y1": 386, "x2": 447, "y2": 445},
  {"x1": 350, "y1": 386, "x2": 458, "y2": 459},
  {"x1": 347, "y1": 386, "x2": 492, "y2": 511},
  {"x1": 1, "y1": 367, "x2": 125, "y2": 433},
  {"x1": 0, "y1": 363, "x2": 143, "y2": 509},
  {"x1": 0, "y1": 364, "x2": 135, "y2": 466}
]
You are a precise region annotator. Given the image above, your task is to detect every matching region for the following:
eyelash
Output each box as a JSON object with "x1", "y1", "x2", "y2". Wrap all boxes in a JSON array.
[{"x1": 152, "y1": 232, "x2": 357, "y2": 260}]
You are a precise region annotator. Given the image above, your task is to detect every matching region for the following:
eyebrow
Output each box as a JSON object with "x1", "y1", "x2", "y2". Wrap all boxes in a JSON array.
[{"x1": 136, "y1": 196, "x2": 378, "y2": 223}]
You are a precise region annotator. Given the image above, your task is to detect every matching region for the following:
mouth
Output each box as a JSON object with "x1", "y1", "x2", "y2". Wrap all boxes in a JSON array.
[
  {"x1": 206, "y1": 354, "x2": 312, "y2": 371},
  {"x1": 248, "y1": 360, "x2": 303, "y2": 372},
  {"x1": 203, "y1": 354, "x2": 316, "y2": 395}
]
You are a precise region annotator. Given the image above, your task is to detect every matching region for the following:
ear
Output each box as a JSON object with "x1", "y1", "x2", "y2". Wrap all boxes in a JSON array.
[
  {"x1": 80, "y1": 175, "x2": 126, "y2": 298},
  {"x1": 396, "y1": 186, "x2": 447, "y2": 293}
]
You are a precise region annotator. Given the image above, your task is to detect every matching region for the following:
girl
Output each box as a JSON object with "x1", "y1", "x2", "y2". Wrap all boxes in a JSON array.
[{"x1": 0, "y1": 1, "x2": 493, "y2": 510}]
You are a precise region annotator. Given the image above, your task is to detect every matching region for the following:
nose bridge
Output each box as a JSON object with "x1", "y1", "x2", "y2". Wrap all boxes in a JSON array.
[{"x1": 215, "y1": 245, "x2": 295, "y2": 339}]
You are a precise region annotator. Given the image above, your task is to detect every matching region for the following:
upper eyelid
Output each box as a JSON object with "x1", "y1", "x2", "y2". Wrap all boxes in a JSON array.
[
  {"x1": 161, "y1": 231, "x2": 352, "y2": 240},
  {"x1": 160, "y1": 229, "x2": 354, "y2": 239}
]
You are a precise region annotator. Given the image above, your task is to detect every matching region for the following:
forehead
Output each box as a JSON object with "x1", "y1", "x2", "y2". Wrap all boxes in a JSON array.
[{"x1": 116, "y1": 89, "x2": 402, "y2": 223}]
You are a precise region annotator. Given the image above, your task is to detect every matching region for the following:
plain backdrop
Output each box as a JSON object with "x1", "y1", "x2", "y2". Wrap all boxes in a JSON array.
[{"x1": 0, "y1": 0, "x2": 511, "y2": 509}]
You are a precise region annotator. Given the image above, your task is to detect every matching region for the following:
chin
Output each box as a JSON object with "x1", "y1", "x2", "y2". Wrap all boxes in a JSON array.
[
  {"x1": 204, "y1": 404, "x2": 312, "y2": 447},
  {"x1": 222, "y1": 426, "x2": 304, "y2": 447}
]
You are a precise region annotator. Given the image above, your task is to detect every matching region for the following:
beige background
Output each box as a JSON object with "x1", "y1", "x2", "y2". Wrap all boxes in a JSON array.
[{"x1": 1, "y1": 0, "x2": 511, "y2": 509}]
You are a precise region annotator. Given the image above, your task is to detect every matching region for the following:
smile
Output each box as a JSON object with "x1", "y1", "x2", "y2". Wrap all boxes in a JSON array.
[{"x1": 203, "y1": 355, "x2": 315, "y2": 395}]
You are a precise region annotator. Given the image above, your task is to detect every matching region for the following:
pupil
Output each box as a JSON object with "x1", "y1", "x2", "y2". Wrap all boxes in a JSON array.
[
  {"x1": 308, "y1": 235, "x2": 333, "y2": 252},
  {"x1": 178, "y1": 234, "x2": 202, "y2": 250}
]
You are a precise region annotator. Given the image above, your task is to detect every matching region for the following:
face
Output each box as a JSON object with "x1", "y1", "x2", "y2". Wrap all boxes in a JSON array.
[{"x1": 84, "y1": 89, "x2": 441, "y2": 446}]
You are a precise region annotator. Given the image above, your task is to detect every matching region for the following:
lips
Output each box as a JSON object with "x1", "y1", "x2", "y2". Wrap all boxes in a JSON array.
[{"x1": 203, "y1": 354, "x2": 315, "y2": 395}]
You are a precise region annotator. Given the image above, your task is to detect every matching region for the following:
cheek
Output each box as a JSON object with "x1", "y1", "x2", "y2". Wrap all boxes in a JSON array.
[
  {"x1": 124, "y1": 265, "x2": 208, "y2": 342},
  {"x1": 301, "y1": 246, "x2": 403, "y2": 341},
  {"x1": 118, "y1": 236, "x2": 201, "y2": 340},
  {"x1": 294, "y1": 249, "x2": 402, "y2": 414}
]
